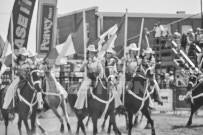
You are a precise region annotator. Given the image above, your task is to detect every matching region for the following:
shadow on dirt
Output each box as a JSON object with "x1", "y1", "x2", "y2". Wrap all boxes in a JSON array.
[{"x1": 172, "y1": 125, "x2": 203, "y2": 129}]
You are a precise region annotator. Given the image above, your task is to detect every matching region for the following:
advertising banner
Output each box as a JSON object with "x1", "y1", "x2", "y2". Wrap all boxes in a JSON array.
[
  {"x1": 36, "y1": 0, "x2": 57, "y2": 54},
  {"x1": 153, "y1": 89, "x2": 173, "y2": 111},
  {"x1": 174, "y1": 87, "x2": 190, "y2": 109},
  {"x1": 7, "y1": 0, "x2": 36, "y2": 50}
]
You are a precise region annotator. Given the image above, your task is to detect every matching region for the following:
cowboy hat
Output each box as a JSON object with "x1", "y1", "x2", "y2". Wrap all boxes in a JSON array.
[
  {"x1": 87, "y1": 44, "x2": 97, "y2": 52},
  {"x1": 28, "y1": 50, "x2": 38, "y2": 57},
  {"x1": 19, "y1": 47, "x2": 29, "y2": 56},
  {"x1": 128, "y1": 43, "x2": 140, "y2": 51},
  {"x1": 106, "y1": 48, "x2": 116, "y2": 54},
  {"x1": 144, "y1": 47, "x2": 153, "y2": 53}
]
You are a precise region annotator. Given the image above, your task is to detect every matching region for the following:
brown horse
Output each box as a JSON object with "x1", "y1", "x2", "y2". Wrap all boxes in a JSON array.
[
  {"x1": 125, "y1": 66, "x2": 156, "y2": 135},
  {"x1": 35, "y1": 68, "x2": 71, "y2": 134},
  {"x1": 68, "y1": 76, "x2": 121, "y2": 135},
  {"x1": 185, "y1": 73, "x2": 203, "y2": 126},
  {"x1": 0, "y1": 69, "x2": 42, "y2": 135}
]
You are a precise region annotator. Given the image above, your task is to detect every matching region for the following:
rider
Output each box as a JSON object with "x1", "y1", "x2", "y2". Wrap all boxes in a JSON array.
[
  {"x1": 125, "y1": 43, "x2": 142, "y2": 89},
  {"x1": 104, "y1": 47, "x2": 123, "y2": 109},
  {"x1": 142, "y1": 47, "x2": 163, "y2": 105},
  {"x1": 74, "y1": 44, "x2": 103, "y2": 110}
]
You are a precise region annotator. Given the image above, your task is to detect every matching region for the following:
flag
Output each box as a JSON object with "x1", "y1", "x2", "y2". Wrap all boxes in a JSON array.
[
  {"x1": 55, "y1": 34, "x2": 76, "y2": 65},
  {"x1": 114, "y1": 14, "x2": 127, "y2": 58},
  {"x1": 72, "y1": 17, "x2": 86, "y2": 57},
  {"x1": 98, "y1": 34, "x2": 117, "y2": 59},
  {"x1": 96, "y1": 24, "x2": 118, "y2": 51},
  {"x1": 36, "y1": 0, "x2": 57, "y2": 54},
  {"x1": 7, "y1": 0, "x2": 36, "y2": 50},
  {"x1": 0, "y1": 35, "x2": 5, "y2": 57},
  {"x1": 140, "y1": 28, "x2": 150, "y2": 54},
  {"x1": 45, "y1": 34, "x2": 76, "y2": 66},
  {"x1": 0, "y1": 41, "x2": 16, "y2": 77}
]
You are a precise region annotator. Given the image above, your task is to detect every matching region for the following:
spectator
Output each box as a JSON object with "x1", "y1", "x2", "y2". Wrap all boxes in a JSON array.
[
  {"x1": 168, "y1": 71, "x2": 174, "y2": 87},
  {"x1": 181, "y1": 33, "x2": 188, "y2": 51},
  {"x1": 153, "y1": 22, "x2": 164, "y2": 45},
  {"x1": 197, "y1": 47, "x2": 203, "y2": 72},
  {"x1": 199, "y1": 29, "x2": 203, "y2": 48},
  {"x1": 195, "y1": 27, "x2": 201, "y2": 46},
  {"x1": 174, "y1": 30, "x2": 182, "y2": 50}
]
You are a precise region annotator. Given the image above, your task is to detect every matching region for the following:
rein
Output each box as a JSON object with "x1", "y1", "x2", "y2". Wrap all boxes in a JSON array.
[
  {"x1": 90, "y1": 76, "x2": 114, "y2": 117},
  {"x1": 17, "y1": 70, "x2": 39, "y2": 117}
]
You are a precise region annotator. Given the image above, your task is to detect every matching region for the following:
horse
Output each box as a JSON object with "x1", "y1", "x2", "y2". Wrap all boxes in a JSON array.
[
  {"x1": 125, "y1": 65, "x2": 156, "y2": 135},
  {"x1": 35, "y1": 68, "x2": 71, "y2": 134},
  {"x1": 185, "y1": 73, "x2": 203, "y2": 126},
  {"x1": 0, "y1": 69, "x2": 42, "y2": 135},
  {"x1": 68, "y1": 75, "x2": 121, "y2": 135}
]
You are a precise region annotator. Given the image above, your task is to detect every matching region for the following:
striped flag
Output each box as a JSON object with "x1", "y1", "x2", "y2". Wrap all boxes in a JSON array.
[
  {"x1": 0, "y1": 35, "x2": 4, "y2": 57},
  {"x1": 114, "y1": 14, "x2": 127, "y2": 58},
  {"x1": 72, "y1": 17, "x2": 86, "y2": 57},
  {"x1": 98, "y1": 34, "x2": 117, "y2": 59},
  {"x1": 45, "y1": 34, "x2": 76, "y2": 66},
  {"x1": 0, "y1": 41, "x2": 16, "y2": 77}
]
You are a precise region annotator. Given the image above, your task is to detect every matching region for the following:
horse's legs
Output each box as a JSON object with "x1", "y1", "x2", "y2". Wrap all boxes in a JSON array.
[
  {"x1": 61, "y1": 97, "x2": 71, "y2": 132},
  {"x1": 2, "y1": 110, "x2": 9, "y2": 135},
  {"x1": 36, "y1": 117, "x2": 47, "y2": 135},
  {"x1": 23, "y1": 119, "x2": 31, "y2": 135},
  {"x1": 18, "y1": 117, "x2": 22, "y2": 135},
  {"x1": 91, "y1": 115, "x2": 98, "y2": 135},
  {"x1": 141, "y1": 107, "x2": 155, "y2": 135},
  {"x1": 36, "y1": 112, "x2": 47, "y2": 135},
  {"x1": 110, "y1": 112, "x2": 121, "y2": 135},
  {"x1": 30, "y1": 112, "x2": 37, "y2": 135},
  {"x1": 85, "y1": 116, "x2": 91, "y2": 127},
  {"x1": 101, "y1": 114, "x2": 108, "y2": 130},
  {"x1": 187, "y1": 104, "x2": 200, "y2": 126},
  {"x1": 51, "y1": 108, "x2": 64, "y2": 133},
  {"x1": 128, "y1": 111, "x2": 133, "y2": 135}
]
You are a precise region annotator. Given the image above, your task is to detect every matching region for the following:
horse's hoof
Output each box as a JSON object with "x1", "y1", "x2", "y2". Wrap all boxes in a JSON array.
[
  {"x1": 152, "y1": 129, "x2": 156, "y2": 135},
  {"x1": 186, "y1": 122, "x2": 191, "y2": 127},
  {"x1": 42, "y1": 131, "x2": 48, "y2": 135},
  {"x1": 67, "y1": 123, "x2": 71, "y2": 132},
  {"x1": 60, "y1": 124, "x2": 65, "y2": 133},
  {"x1": 145, "y1": 124, "x2": 151, "y2": 129}
]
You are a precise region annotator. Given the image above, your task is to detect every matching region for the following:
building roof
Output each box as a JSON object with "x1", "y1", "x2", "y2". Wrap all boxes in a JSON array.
[
  {"x1": 57, "y1": 6, "x2": 98, "y2": 18},
  {"x1": 96, "y1": 12, "x2": 201, "y2": 19}
]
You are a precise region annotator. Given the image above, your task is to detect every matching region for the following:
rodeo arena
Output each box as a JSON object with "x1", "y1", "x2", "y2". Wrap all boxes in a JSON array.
[{"x1": 1, "y1": 0, "x2": 203, "y2": 135}]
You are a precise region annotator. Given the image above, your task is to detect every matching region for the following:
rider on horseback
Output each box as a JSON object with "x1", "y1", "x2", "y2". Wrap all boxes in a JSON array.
[
  {"x1": 74, "y1": 44, "x2": 103, "y2": 110},
  {"x1": 142, "y1": 47, "x2": 163, "y2": 105},
  {"x1": 104, "y1": 47, "x2": 124, "y2": 110},
  {"x1": 125, "y1": 43, "x2": 142, "y2": 89}
]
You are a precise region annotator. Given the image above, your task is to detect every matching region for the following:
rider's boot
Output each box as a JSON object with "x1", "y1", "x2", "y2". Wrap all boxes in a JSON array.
[{"x1": 37, "y1": 92, "x2": 44, "y2": 110}]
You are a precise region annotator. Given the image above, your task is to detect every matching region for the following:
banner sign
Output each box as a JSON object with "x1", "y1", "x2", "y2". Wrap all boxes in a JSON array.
[
  {"x1": 36, "y1": 0, "x2": 57, "y2": 54},
  {"x1": 153, "y1": 89, "x2": 173, "y2": 111},
  {"x1": 174, "y1": 87, "x2": 190, "y2": 109},
  {"x1": 7, "y1": 0, "x2": 36, "y2": 50}
]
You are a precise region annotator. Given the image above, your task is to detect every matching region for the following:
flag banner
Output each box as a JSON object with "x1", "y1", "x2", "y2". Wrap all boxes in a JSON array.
[
  {"x1": 0, "y1": 41, "x2": 16, "y2": 77},
  {"x1": 45, "y1": 34, "x2": 75, "y2": 66},
  {"x1": 114, "y1": 14, "x2": 126, "y2": 58},
  {"x1": 0, "y1": 35, "x2": 5, "y2": 56},
  {"x1": 72, "y1": 18, "x2": 85, "y2": 57},
  {"x1": 36, "y1": 0, "x2": 57, "y2": 54},
  {"x1": 7, "y1": 0, "x2": 36, "y2": 50}
]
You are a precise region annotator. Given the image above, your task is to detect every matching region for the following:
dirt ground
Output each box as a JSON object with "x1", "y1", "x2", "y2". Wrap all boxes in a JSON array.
[{"x1": 0, "y1": 112, "x2": 203, "y2": 135}]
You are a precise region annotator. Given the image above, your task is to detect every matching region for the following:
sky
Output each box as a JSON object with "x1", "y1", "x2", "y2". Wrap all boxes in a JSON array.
[{"x1": 0, "y1": 0, "x2": 201, "y2": 52}]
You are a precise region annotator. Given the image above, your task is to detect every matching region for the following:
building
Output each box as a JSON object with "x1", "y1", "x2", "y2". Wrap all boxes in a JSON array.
[{"x1": 57, "y1": 6, "x2": 201, "y2": 46}]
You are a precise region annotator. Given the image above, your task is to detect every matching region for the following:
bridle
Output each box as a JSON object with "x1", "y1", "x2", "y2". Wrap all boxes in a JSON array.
[{"x1": 17, "y1": 70, "x2": 41, "y2": 117}]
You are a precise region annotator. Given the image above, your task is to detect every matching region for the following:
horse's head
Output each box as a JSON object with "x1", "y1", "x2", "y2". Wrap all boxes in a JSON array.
[
  {"x1": 187, "y1": 74, "x2": 197, "y2": 91},
  {"x1": 29, "y1": 69, "x2": 43, "y2": 93}
]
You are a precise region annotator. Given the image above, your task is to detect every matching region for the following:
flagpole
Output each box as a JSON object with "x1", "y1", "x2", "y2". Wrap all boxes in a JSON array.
[
  {"x1": 10, "y1": 13, "x2": 14, "y2": 82},
  {"x1": 138, "y1": 18, "x2": 144, "y2": 57},
  {"x1": 122, "y1": 9, "x2": 128, "y2": 105},
  {"x1": 83, "y1": 11, "x2": 87, "y2": 75}
]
